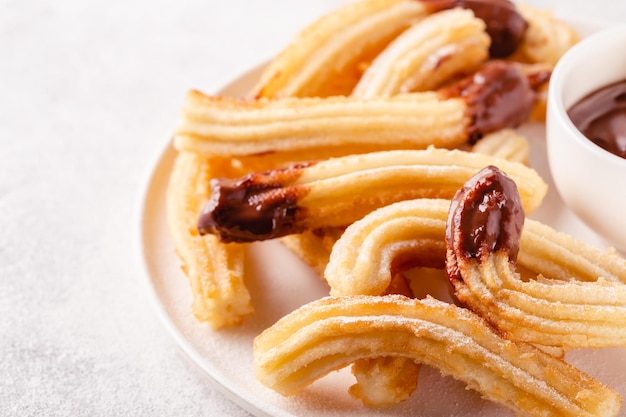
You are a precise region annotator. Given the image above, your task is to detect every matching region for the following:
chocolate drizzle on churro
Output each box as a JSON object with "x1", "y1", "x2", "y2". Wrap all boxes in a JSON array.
[
  {"x1": 197, "y1": 163, "x2": 314, "y2": 242},
  {"x1": 446, "y1": 165, "x2": 524, "y2": 280},
  {"x1": 421, "y1": 0, "x2": 528, "y2": 58},
  {"x1": 440, "y1": 61, "x2": 538, "y2": 143}
]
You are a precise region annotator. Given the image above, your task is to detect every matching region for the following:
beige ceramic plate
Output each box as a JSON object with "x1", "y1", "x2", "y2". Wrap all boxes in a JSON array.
[{"x1": 137, "y1": 17, "x2": 626, "y2": 417}]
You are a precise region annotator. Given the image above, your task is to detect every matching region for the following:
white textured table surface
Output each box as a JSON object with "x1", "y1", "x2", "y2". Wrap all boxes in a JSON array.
[{"x1": 2, "y1": 1, "x2": 625, "y2": 416}]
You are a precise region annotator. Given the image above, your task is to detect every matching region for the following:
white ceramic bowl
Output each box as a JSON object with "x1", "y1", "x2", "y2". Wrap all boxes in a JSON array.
[{"x1": 547, "y1": 25, "x2": 626, "y2": 252}]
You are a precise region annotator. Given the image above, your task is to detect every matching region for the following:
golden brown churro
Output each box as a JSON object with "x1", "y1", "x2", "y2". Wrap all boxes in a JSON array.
[
  {"x1": 351, "y1": 8, "x2": 490, "y2": 97},
  {"x1": 197, "y1": 148, "x2": 547, "y2": 243},
  {"x1": 516, "y1": 3, "x2": 581, "y2": 66},
  {"x1": 325, "y1": 194, "x2": 626, "y2": 309},
  {"x1": 446, "y1": 166, "x2": 626, "y2": 348},
  {"x1": 325, "y1": 198, "x2": 449, "y2": 296},
  {"x1": 166, "y1": 152, "x2": 252, "y2": 328},
  {"x1": 251, "y1": 0, "x2": 430, "y2": 98},
  {"x1": 175, "y1": 61, "x2": 549, "y2": 158},
  {"x1": 471, "y1": 128, "x2": 530, "y2": 164},
  {"x1": 253, "y1": 295, "x2": 621, "y2": 417}
]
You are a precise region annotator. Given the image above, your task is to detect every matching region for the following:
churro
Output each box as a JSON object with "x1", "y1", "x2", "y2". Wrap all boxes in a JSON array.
[
  {"x1": 516, "y1": 3, "x2": 581, "y2": 66},
  {"x1": 352, "y1": 8, "x2": 490, "y2": 97},
  {"x1": 197, "y1": 148, "x2": 547, "y2": 243},
  {"x1": 251, "y1": 0, "x2": 430, "y2": 98},
  {"x1": 175, "y1": 61, "x2": 550, "y2": 158},
  {"x1": 254, "y1": 295, "x2": 621, "y2": 417},
  {"x1": 446, "y1": 166, "x2": 626, "y2": 348},
  {"x1": 325, "y1": 198, "x2": 449, "y2": 296},
  {"x1": 166, "y1": 152, "x2": 252, "y2": 328}
]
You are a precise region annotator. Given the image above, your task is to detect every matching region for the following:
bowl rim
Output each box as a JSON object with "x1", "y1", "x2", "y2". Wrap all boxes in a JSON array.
[{"x1": 548, "y1": 24, "x2": 626, "y2": 166}]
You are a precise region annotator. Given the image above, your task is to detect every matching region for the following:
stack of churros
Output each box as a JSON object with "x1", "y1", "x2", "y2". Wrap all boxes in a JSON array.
[{"x1": 165, "y1": 0, "x2": 626, "y2": 415}]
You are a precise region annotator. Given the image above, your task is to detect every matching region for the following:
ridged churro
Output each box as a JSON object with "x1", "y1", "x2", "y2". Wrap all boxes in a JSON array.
[
  {"x1": 197, "y1": 148, "x2": 547, "y2": 243},
  {"x1": 176, "y1": 89, "x2": 467, "y2": 157},
  {"x1": 446, "y1": 166, "x2": 626, "y2": 348},
  {"x1": 252, "y1": 0, "x2": 532, "y2": 99},
  {"x1": 254, "y1": 295, "x2": 621, "y2": 417},
  {"x1": 251, "y1": 0, "x2": 430, "y2": 98},
  {"x1": 325, "y1": 194, "x2": 626, "y2": 309},
  {"x1": 515, "y1": 3, "x2": 581, "y2": 66},
  {"x1": 166, "y1": 152, "x2": 252, "y2": 328},
  {"x1": 175, "y1": 61, "x2": 550, "y2": 158},
  {"x1": 471, "y1": 128, "x2": 530, "y2": 164},
  {"x1": 351, "y1": 8, "x2": 490, "y2": 97},
  {"x1": 278, "y1": 128, "x2": 532, "y2": 276},
  {"x1": 325, "y1": 198, "x2": 449, "y2": 296}
]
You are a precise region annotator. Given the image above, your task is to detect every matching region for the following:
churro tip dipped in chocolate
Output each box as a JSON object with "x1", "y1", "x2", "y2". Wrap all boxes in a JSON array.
[
  {"x1": 440, "y1": 60, "x2": 550, "y2": 143},
  {"x1": 446, "y1": 165, "x2": 626, "y2": 348},
  {"x1": 250, "y1": 0, "x2": 533, "y2": 100},
  {"x1": 445, "y1": 165, "x2": 524, "y2": 277},
  {"x1": 350, "y1": 7, "x2": 491, "y2": 98},
  {"x1": 196, "y1": 163, "x2": 314, "y2": 243}
]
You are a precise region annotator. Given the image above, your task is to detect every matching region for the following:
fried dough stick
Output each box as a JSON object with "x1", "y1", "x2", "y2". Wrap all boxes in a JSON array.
[
  {"x1": 251, "y1": 0, "x2": 430, "y2": 98},
  {"x1": 197, "y1": 148, "x2": 547, "y2": 243},
  {"x1": 166, "y1": 152, "x2": 252, "y2": 328},
  {"x1": 352, "y1": 8, "x2": 490, "y2": 97},
  {"x1": 447, "y1": 166, "x2": 626, "y2": 348},
  {"x1": 325, "y1": 198, "x2": 626, "y2": 299},
  {"x1": 251, "y1": 0, "x2": 532, "y2": 99},
  {"x1": 254, "y1": 295, "x2": 621, "y2": 417},
  {"x1": 176, "y1": 61, "x2": 549, "y2": 159}
]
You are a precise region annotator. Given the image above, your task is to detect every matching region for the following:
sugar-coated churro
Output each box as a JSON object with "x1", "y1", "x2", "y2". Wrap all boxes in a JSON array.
[
  {"x1": 471, "y1": 128, "x2": 530, "y2": 164},
  {"x1": 197, "y1": 148, "x2": 547, "y2": 243},
  {"x1": 251, "y1": 0, "x2": 430, "y2": 99},
  {"x1": 176, "y1": 61, "x2": 549, "y2": 158},
  {"x1": 352, "y1": 8, "x2": 490, "y2": 97},
  {"x1": 254, "y1": 295, "x2": 621, "y2": 417},
  {"x1": 446, "y1": 166, "x2": 626, "y2": 348},
  {"x1": 166, "y1": 152, "x2": 252, "y2": 328}
]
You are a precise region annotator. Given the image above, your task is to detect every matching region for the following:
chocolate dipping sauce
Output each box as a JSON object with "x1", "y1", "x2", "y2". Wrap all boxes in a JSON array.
[{"x1": 567, "y1": 79, "x2": 626, "y2": 159}]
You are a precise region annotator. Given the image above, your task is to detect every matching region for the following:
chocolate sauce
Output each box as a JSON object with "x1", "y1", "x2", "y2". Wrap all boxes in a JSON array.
[
  {"x1": 567, "y1": 79, "x2": 626, "y2": 159},
  {"x1": 446, "y1": 165, "x2": 524, "y2": 267},
  {"x1": 441, "y1": 61, "x2": 540, "y2": 143},
  {"x1": 421, "y1": 0, "x2": 528, "y2": 58},
  {"x1": 197, "y1": 163, "x2": 313, "y2": 242}
]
